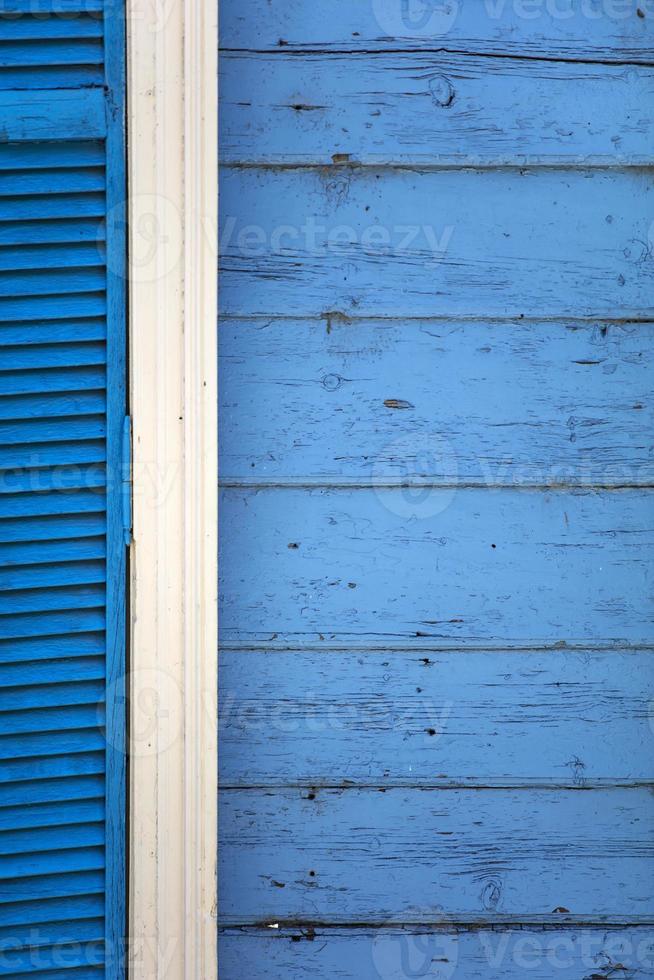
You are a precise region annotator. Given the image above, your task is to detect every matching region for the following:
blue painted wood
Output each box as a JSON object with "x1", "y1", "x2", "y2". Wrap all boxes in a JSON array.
[
  {"x1": 0, "y1": 5, "x2": 127, "y2": 978},
  {"x1": 219, "y1": 649, "x2": 654, "y2": 787},
  {"x1": 219, "y1": 787, "x2": 654, "y2": 924},
  {"x1": 220, "y1": 0, "x2": 654, "y2": 62},
  {"x1": 219, "y1": 487, "x2": 654, "y2": 647},
  {"x1": 219, "y1": 168, "x2": 654, "y2": 319},
  {"x1": 220, "y1": 53, "x2": 654, "y2": 166},
  {"x1": 219, "y1": 318, "x2": 654, "y2": 486},
  {"x1": 0, "y1": 90, "x2": 106, "y2": 140},
  {"x1": 218, "y1": 1, "x2": 654, "y2": 973},
  {"x1": 219, "y1": 927, "x2": 654, "y2": 979}
]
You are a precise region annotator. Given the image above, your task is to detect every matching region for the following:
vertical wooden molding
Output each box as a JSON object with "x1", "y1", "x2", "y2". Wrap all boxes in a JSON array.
[{"x1": 127, "y1": 1, "x2": 218, "y2": 977}]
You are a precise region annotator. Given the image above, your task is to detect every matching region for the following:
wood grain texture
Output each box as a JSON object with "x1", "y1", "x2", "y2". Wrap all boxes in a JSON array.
[
  {"x1": 219, "y1": 318, "x2": 654, "y2": 486},
  {"x1": 0, "y1": 89, "x2": 106, "y2": 140},
  {"x1": 220, "y1": 53, "x2": 654, "y2": 166},
  {"x1": 219, "y1": 787, "x2": 654, "y2": 924},
  {"x1": 219, "y1": 487, "x2": 654, "y2": 647},
  {"x1": 219, "y1": 168, "x2": 654, "y2": 319},
  {"x1": 219, "y1": 649, "x2": 654, "y2": 787},
  {"x1": 220, "y1": 0, "x2": 654, "y2": 62},
  {"x1": 219, "y1": 926, "x2": 654, "y2": 979}
]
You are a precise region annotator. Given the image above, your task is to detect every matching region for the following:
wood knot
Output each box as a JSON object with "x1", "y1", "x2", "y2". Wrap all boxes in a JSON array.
[{"x1": 429, "y1": 75, "x2": 455, "y2": 108}]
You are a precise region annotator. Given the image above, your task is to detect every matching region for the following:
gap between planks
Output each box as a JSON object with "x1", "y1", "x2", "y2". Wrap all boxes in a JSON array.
[
  {"x1": 217, "y1": 314, "x2": 654, "y2": 324},
  {"x1": 218, "y1": 781, "x2": 654, "y2": 791},
  {"x1": 219, "y1": 480, "x2": 654, "y2": 491},
  {"x1": 220, "y1": 160, "x2": 654, "y2": 170},
  {"x1": 219, "y1": 916, "x2": 654, "y2": 929},
  {"x1": 218, "y1": 641, "x2": 654, "y2": 653},
  {"x1": 219, "y1": 46, "x2": 654, "y2": 69}
]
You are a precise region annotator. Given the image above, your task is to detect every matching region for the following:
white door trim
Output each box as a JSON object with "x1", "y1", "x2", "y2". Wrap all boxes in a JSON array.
[{"x1": 126, "y1": 2, "x2": 218, "y2": 977}]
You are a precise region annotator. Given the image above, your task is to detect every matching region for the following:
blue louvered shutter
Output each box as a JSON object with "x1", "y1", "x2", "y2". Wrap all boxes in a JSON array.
[{"x1": 0, "y1": 5, "x2": 127, "y2": 978}]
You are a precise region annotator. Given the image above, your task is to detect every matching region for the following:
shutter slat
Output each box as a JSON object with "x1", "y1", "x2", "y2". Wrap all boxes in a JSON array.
[
  {"x1": 0, "y1": 143, "x2": 104, "y2": 170},
  {"x1": 0, "y1": 609, "x2": 106, "y2": 641},
  {"x1": 0, "y1": 775, "x2": 105, "y2": 808},
  {"x1": 0, "y1": 539, "x2": 106, "y2": 568},
  {"x1": 0, "y1": 564, "x2": 106, "y2": 593},
  {"x1": 0, "y1": 635, "x2": 105, "y2": 667},
  {"x1": 0, "y1": 16, "x2": 103, "y2": 40},
  {"x1": 0, "y1": 222, "x2": 105, "y2": 247},
  {"x1": 0, "y1": 245, "x2": 107, "y2": 273},
  {"x1": 0, "y1": 295, "x2": 106, "y2": 322},
  {"x1": 0, "y1": 90, "x2": 105, "y2": 140},
  {"x1": 0, "y1": 195, "x2": 105, "y2": 221},
  {"x1": 0, "y1": 170, "x2": 105, "y2": 197},
  {"x1": 0, "y1": 319, "x2": 106, "y2": 346},
  {"x1": 0, "y1": 917, "x2": 104, "y2": 951},
  {"x1": 0, "y1": 367, "x2": 105, "y2": 395},
  {"x1": 0, "y1": 677, "x2": 104, "y2": 708},
  {"x1": 1, "y1": 0, "x2": 104, "y2": 11},
  {"x1": 0, "y1": 753, "x2": 105, "y2": 785},
  {"x1": 0, "y1": 799, "x2": 104, "y2": 832},
  {"x1": 0, "y1": 729, "x2": 105, "y2": 760},
  {"x1": 0, "y1": 417, "x2": 106, "y2": 446},
  {"x1": 0, "y1": 39, "x2": 103, "y2": 68},
  {"x1": 0, "y1": 443, "x2": 106, "y2": 470},
  {"x1": 0, "y1": 869, "x2": 105, "y2": 902},
  {"x1": 0, "y1": 704, "x2": 104, "y2": 738},
  {"x1": 0, "y1": 466, "x2": 106, "y2": 495}
]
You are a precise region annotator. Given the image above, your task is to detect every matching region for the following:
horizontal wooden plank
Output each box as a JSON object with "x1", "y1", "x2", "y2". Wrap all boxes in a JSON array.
[
  {"x1": 219, "y1": 169, "x2": 654, "y2": 318},
  {"x1": 0, "y1": 89, "x2": 105, "y2": 141},
  {"x1": 219, "y1": 649, "x2": 654, "y2": 786},
  {"x1": 219, "y1": 488, "x2": 654, "y2": 647},
  {"x1": 219, "y1": 0, "x2": 654, "y2": 62},
  {"x1": 219, "y1": 318, "x2": 654, "y2": 486},
  {"x1": 219, "y1": 926, "x2": 654, "y2": 979},
  {"x1": 220, "y1": 53, "x2": 654, "y2": 165},
  {"x1": 219, "y1": 787, "x2": 654, "y2": 924}
]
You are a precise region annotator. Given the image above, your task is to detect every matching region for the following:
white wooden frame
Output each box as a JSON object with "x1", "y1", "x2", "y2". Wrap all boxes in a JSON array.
[{"x1": 126, "y1": 2, "x2": 218, "y2": 978}]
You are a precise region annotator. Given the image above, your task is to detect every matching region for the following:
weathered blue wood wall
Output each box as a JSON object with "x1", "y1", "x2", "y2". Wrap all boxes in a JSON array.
[{"x1": 218, "y1": 1, "x2": 654, "y2": 976}]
